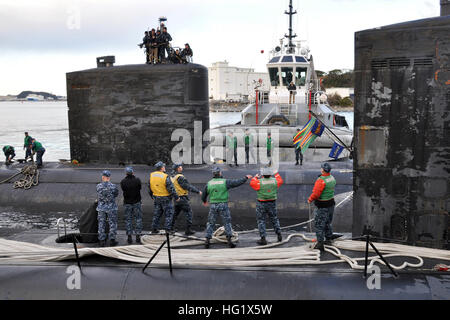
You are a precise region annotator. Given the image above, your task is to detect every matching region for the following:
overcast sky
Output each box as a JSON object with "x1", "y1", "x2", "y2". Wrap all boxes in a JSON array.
[{"x1": 0, "y1": 0, "x2": 440, "y2": 96}]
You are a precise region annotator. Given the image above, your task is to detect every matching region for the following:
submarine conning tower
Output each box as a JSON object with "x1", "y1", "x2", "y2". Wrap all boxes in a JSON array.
[
  {"x1": 66, "y1": 61, "x2": 209, "y2": 165},
  {"x1": 353, "y1": 4, "x2": 450, "y2": 249}
]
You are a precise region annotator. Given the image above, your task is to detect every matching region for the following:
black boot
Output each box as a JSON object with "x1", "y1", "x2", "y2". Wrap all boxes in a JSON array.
[
  {"x1": 295, "y1": 161, "x2": 299, "y2": 166},
  {"x1": 257, "y1": 237, "x2": 267, "y2": 245},
  {"x1": 227, "y1": 236, "x2": 236, "y2": 248},
  {"x1": 277, "y1": 232, "x2": 282, "y2": 242},
  {"x1": 151, "y1": 229, "x2": 159, "y2": 234},
  {"x1": 205, "y1": 238, "x2": 210, "y2": 249},
  {"x1": 98, "y1": 240, "x2": 106, "y2": 247},
  {"x1": 136, "y1": 235, "x2": 141, "y2": 244},
  {"x1": 315, "y1": 241, "x2": 325, "y2": 252},
  {"x1": 328, "y1": 233, "x2": 343, "y2": 240},
  {"x1": 185, "y1": 227, "x2": 195, "y2": 236},
  {"x1": 109, "y1": 239, "x2": 118, "y2": 247},
  {"x1": 127, "y1": 235, "x2": 133, "y2": 244}
]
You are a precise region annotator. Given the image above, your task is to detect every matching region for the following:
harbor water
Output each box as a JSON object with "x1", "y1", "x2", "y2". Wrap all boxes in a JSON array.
[{"x1": 0, "y1": 101, "x2": 354, "y2": 161}]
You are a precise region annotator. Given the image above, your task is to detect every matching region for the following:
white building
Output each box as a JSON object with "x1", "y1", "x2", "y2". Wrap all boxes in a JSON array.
[
  {"x1": 325, "y1": 87, "x2": 354, "y2": 98},
  {"x1": 208, "y1": 61, "x2": 270, "y2": 102}
]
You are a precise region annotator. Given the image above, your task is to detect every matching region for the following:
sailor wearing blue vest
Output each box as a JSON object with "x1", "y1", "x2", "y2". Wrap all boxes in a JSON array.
[
  {"x1": 149, "y1": 161, "x2": 179, "y2": 233},
  {"x1": 308, "y1": 162, "x2": 342, "y2": 252},
  {"x1": 201, "y1": 167, "x2": 252, "y2": 248}
]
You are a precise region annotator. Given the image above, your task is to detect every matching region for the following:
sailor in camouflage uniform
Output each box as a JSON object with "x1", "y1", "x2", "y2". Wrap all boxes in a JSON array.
[
  {"x1": 96, "y1": 170, "x2": 119, "y2": 247},
  {"x1": 170, "y1": 164, "x2": 202, "y2": 235},
  {"x1": 201, "y1": 167, "x2": 252, "y2": 248},
  {"x1": 308, "y1": 163, "x2": 342, "y2": 252},
  {"x1": 149, "y1": 161, "x2": 179, "y2": 233},
  {"x1": 249, "y1": 167, "x2": 284, "y2": 245}
]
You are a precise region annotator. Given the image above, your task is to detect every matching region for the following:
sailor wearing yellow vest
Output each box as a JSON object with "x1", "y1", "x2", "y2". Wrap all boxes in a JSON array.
[
  {"x1": 149, "y1": 161, "x2": 179, "y2": 233},
  {"x1": 250, "y1": 167, "x2": 284, "y2": 245},
  {"x1": 170, "y1": 163, "x2": 202, "y2": 235},
  {"x1": 307, "y1": 162, "x2": 342, "y2": 252},
  {"x1": 201, "y1": 167, "x2": 252, "y2": 248}
]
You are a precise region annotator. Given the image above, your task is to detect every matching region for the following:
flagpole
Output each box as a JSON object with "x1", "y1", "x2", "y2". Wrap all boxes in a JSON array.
[{"x1": 309, "y1": 110, "x2": 353, "y2": 152}]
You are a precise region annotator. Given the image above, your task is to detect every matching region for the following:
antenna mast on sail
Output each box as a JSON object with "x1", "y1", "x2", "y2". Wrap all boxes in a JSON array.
[{"x1": 284, "y1": 0, "x2": 297, "y2": 53}]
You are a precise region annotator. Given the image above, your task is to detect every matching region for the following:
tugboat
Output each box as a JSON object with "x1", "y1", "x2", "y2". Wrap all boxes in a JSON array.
[{"x1": 210, "y1": 0, "x2": 353, "y2": 163}]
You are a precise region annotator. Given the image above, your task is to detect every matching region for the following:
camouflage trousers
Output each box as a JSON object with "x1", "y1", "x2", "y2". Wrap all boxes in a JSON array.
[
  {"x1": 205, "y1": 203, "x2": 233, "y2": 239},
  {"x1": 256, "y1": 201, "x2": 281, "y2": 238},
  {"x1": 98, "y1": 210, "x2": 118, "y2": 241},
  {"x1": 152, "y1": 196, "x2": 174, "y2": 231},
  {"x1": 314, "y1": 205, "x2": 335, "y2": 242},
  {"x1": 124, "y1": 202, "x2": 143, "y2": 236},
  {"x1": 172, "y1": 198, "x2": 193, "y2": 230}
]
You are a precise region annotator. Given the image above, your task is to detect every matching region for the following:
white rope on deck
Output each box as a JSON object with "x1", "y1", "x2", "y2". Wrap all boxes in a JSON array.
[{"x1": 1, "y1": 228, "x2": 449, "y2": 270}]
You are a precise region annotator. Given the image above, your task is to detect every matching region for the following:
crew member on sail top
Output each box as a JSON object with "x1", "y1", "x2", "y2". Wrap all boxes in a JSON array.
[
  {"x1": 288, "y1": 81, "x2": 297, "y2": 104},
  {"x1": 2, "y1": 145, "x2": 15, "y2": 165},
  {"x1": 170, "y1": 163, "x2": 202, "y2": 235},
  {"x1": 307, "y1": 163, "x2": 342, "y2": 252},
  {"x1": 149, "y1": 161, "x2": 179, "y2": 233},
  {"x1": 201, "y1": 167, "x2": 252, "y2": 249},
  {"x1": 250, "y1": 167, "x2": 284, "y2": 245},
  {"x1": 180, "y1": 43, "x2": 193, "y2": 63},
  {"x1": 158, "y1": 27, "x2": 172, "y2": 62},
  {"x1": 149, "y1": 29, "x2": 159, "y2": 64}
]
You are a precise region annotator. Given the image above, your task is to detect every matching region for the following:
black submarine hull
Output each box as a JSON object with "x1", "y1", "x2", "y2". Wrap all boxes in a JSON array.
[{"x1": 0, "y1": 162, "x2": 353, "y2": 232}]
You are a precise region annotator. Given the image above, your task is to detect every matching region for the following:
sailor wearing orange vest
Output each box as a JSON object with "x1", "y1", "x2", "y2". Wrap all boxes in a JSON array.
[
  {"x1": 250, "y1": 167, "x2": 284, "y2": 245},
  {"x1": 170, "y1": 163, "x2": 202, "y2": 235},
  {"x1": 149, "y1": 161, "x2": 179, "y2": 233},
  {"x1": 308, "y1": 162, "x2": 342, "y2": 252}
]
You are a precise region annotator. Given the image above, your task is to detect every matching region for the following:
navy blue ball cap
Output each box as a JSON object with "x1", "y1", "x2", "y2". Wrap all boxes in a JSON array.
[
  {"x1": 125, "y1": 166, "x2": 133, "y2": 174},
  {"x1": 102, "y1": 170, "x2": 111, "y2": 177},
  {"x1": 212, "y1": 167, "x2": 221, "y2": 174},
  {"x1": 321, "y1": 162, "x2": 331, "y2": 173},
  {"x1": 172, "y1": 163, "x2": 182, "y2": 171},
  {"x1": 155, "y1": 161, "x2": 166, "y2": 169}
]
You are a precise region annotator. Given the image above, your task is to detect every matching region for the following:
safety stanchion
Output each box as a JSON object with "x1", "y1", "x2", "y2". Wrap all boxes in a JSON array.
[
  {"x1": 362, "y1": 234, "x2": 398, "y2": 278},
  {"x1": 142, "y1": 230, "x2": 173, "y2": 275}
]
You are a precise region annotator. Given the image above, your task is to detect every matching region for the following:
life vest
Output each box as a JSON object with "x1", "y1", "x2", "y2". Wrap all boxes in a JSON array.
[
  {"x1": 318, "y1": 175, "x2": 336, "y2": 201},
  {"x1": 150, "y1": 171, "x2": 170, "y2": 197},
  {"x1": 171, "y1": 174, "x2": 188, "y2": 196},
  {"x1": 207, "y1": 178, "x2": 228, "y2": 203},
  {"x1": 257, "y1": 177, "x2": 278, "y2": 201}
]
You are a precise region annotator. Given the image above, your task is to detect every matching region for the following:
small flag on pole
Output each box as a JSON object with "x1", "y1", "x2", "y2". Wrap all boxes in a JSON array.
[
  {"x1": 329, "y1": 142, "x2": 345, "y2": 159},
  {"x1": 293, "y1": 117, "x2": 321, "y2": 154}
]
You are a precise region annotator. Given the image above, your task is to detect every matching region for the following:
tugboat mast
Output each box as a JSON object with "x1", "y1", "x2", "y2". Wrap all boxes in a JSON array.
[{"x1": 284, "y1": 0, "x2": 297, "y2": 54}]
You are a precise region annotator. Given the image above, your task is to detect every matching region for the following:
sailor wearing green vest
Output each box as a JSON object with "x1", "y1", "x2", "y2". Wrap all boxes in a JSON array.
[
  {"x1": 307, "y1": 163, "x2": 342, "y2": 252},
  {"x1": 244, "y1": 129, "x2": 254, "y2": 164},
  {"x1": 266, "y1": 132, "x2": 272, "y2": 159},
  {"x1": 170, "y1": 163, "x2": 202, "y2": 235},
  {"x1": 201, "y1": 167, "x2": 252, "y2": 248},
  {"x1": 2, "y1": 145, "x2": 16, "y2": 164},
  {"x1": 24, "y1": 132, "x2": 33, "y2": 161},
  {"x1": 250, "y1": 167, "x2": 284, "y2": 245},
  {"x1": 31, "y1": 139, "x2": 45, "y2": 168},
  {"x1": 226, "y1": 131, "x2": 238, "y2": 167}
]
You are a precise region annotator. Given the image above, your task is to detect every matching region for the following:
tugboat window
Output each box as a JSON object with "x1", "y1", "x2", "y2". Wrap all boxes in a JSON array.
[
  {"x1": 269, "y1": 57, "x2": 281, "y2": 63},
  {"x1": 269, "y1": 68, "x2": 280, "y2": 86},
  {"x1": 295, "y1": 67, "x2": 307, "y2": 86},
  {"x1": 281, "y1": 67, "x2": 294, "y2": 86},
  {"x1": 295, "y1": 56, "x2": 307, "y2": 63},
  {"x1": 281, "y1": 56, "x2": 293, "y2": 62}
]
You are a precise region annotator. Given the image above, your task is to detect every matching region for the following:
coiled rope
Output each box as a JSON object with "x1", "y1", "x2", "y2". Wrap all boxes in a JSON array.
[{"x1": 0, "y1": 164, "x2": 39, "y2": 189}]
